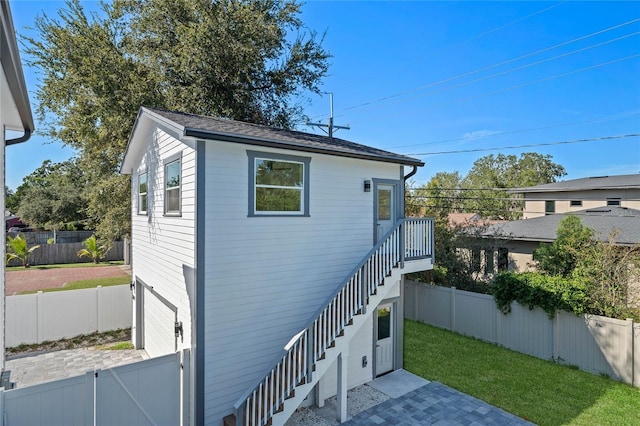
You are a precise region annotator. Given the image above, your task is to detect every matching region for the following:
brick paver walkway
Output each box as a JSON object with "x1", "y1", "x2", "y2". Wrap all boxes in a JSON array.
[
  {"x1": 5, "y1": 265, "x2": 130, "y2": 295},
  {"x1": 343, "y1": 382, "x2": 533, "y2": 426}
]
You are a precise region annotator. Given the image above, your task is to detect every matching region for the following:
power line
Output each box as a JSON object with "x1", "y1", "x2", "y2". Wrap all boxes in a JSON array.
[
  {"x1": 388, "y1": 111, "x2": 639, "y2": 149},
  {"x1": 311, "y1": 17, "x2": 640, "y2": 120},
  {"x1": 405, "y1": 134, "x2": 640, "y2": 156}
]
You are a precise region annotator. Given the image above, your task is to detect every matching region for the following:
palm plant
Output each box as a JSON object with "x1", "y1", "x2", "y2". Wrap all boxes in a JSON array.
[
  {"x1": 77, "y1": 235, "x2": 111, "y2": 264},
  {"x1": 6, "y1": 235, "x2": 41, "y2": 268}
]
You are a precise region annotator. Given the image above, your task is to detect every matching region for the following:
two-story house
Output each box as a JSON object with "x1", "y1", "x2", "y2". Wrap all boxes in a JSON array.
[
  {"x1": 120, "y1": 107, "x2": 434, "y2": 425},
  {"x1": 480, "y1": 174, "x2": 640, "y2": 273}
]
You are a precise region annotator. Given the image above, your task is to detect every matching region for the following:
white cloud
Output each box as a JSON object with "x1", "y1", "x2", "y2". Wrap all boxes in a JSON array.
[{"x1": 461, "y1": 130, "x2": 502, "y2": 140}]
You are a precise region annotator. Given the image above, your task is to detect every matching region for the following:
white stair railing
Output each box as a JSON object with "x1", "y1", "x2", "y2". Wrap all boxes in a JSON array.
[{"x1": 233, "y1": 218, "x2": 432, "y2": 426}]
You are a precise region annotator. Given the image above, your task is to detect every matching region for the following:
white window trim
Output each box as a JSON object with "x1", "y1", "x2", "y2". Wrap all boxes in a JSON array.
[
  {"x1": 247, "y1": 151, "x2": 311, "y2": 217},
  {"x1": 138, "y1": 171, "x2": 148, "y2": 215},
  {"x1": 164, "y1": 154, "x2": 182, "y2": 216}
]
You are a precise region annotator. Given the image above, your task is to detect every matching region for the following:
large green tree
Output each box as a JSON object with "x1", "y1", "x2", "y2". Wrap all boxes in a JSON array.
[
  {"x1": 23, "y1": 0, "x2": 329, "y2": 240},
  {"x1": 462, "y1": 153, "x2": 566, "y2": 220},
  {"x1": 15, "y1": 159, "x2": 88, "y2": 231}
]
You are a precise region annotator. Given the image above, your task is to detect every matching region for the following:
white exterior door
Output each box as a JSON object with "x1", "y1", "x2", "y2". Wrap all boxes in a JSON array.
[
  {"x1": 143, "y1": 288, "x2": 177, "y2": 358},
  {"x1": 376, "y1": 304, "x2": 394, "y2": 375},
  {"x1": 376, "y1": 184, "x2": 396, "y2": 242}
]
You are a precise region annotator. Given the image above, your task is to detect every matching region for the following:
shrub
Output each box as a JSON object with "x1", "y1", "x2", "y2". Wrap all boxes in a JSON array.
[{"x1": 491, "y1": 272, "x2": 588, "y2": 318}]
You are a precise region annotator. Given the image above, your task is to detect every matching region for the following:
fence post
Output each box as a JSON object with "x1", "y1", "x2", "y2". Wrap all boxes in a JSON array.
[
  {"x1": 0, "y1": 386, "x2": 4, "y2": 426},
  {"x1": 553, "y1": 310, "x2": 560, "y2": 361},
  {"x1": 496, "y1": 305, "x2": 503, "y2": 346},
  {"x1": 450, "y1": 287, "x2": 456, "y2": 332},
  {"x1": 625, "y1": 318, "x2": 635, "y2": 386},
  {"x1": 181, "y1": 349, "x2": 191, "y2": 426},
  {"x1": 36, "y1": 291, "x2": 44, "y2": 344},
  {"x1": 96, "y1": 286, "x2": 102, "y2": 333}
]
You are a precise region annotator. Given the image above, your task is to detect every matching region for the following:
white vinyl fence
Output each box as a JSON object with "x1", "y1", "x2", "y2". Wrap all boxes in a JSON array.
[
  {"x1": 6, "y1": 285, "x2": 132, "y2": 347},
  {"x1": 0, "y1": 350, "x2": 188, "y2": 426},
  {"x1": 405, "y1": 281, "x2": 640, "y2": 388}
]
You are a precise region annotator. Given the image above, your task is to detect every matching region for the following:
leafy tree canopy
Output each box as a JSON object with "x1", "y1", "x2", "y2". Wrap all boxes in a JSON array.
[
  {"x1": 409, "y1": 152, "x2": 566, "y2": 221},
  {"x1": 15, "y1": 159, "x2": 88, "y2": 230},
  {"x1": 23, "y1": 0, "x2": 330, "y2": 240}
]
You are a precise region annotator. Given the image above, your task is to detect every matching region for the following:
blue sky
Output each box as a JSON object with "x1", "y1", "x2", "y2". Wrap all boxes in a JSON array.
[{"x1": 7, "y1": 1, "x2": 640, "y2": 190}]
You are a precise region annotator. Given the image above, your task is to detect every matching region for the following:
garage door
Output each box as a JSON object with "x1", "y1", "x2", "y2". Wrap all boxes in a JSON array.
[{"x1": 143, "y1": 287, "x2": 177, "y2": 358}]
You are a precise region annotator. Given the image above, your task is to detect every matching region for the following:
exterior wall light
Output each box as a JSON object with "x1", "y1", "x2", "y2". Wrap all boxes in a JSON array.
[{"x1": 364, "y1": 180, "x2": 371, "y2": 192}]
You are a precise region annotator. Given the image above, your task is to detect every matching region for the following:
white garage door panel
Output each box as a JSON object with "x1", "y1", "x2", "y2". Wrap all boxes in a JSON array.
[{"x1": 144, "y1": 289, "x2": 176, "y2": 358}]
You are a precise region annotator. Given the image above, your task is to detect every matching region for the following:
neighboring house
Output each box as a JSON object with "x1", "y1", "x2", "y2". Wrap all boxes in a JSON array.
[
  {"x1": 120, "y1": 107, "x2": 434, "y2": 425},
  {"x1": 509, "y1": 174, "x2": 640, "y2": 219},
  {"x1": 1, "y1": 0, "x2": 34, "y2": 375},
  {"x1": 482, "y1": 206, "x2": 640, "y2": 273},
  {"x1": 475, "y1": 174, "x2": 640, "y2": 274}
]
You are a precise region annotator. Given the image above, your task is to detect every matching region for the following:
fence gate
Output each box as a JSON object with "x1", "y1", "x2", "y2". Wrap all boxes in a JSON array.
[
  {"x1": 96, "y1": 352, "x2": 181, "y2": 425},
  {"x1": 1, "y1": 351, "x2": 186, "y2": 426}
]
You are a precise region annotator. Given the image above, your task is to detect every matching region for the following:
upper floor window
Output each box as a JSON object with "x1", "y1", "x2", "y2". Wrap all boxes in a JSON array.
[
  {"x1": 570, "y1": 200, "x2": 582, "y2": 207},
  {"x1": 545, "y1": 200, "x2": 555, "y2": 215},
  {"x1": 138, "y1": 172, "x2": 148, "y2": 214},
  {"x1": 607, "y1": 198, "x2": 621, "y2": 206},
  {"x1": 164, "y1": 157, "x2": 181, "y2": 215},
  {"x1": 247, "y1": 151, "x2": 310, "y2": 217}
]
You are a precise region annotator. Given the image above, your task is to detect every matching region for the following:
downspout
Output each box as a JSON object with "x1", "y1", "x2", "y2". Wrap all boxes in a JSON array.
[
  {"x1": 403, "y1": 165, "x2": 418, "y2": 182},
  {"x1": 6, "y1": 128, "x2": 31, "y2": 145},
  {"x1": 403, "y1": 165, "x2": 418, "y2": 217}
]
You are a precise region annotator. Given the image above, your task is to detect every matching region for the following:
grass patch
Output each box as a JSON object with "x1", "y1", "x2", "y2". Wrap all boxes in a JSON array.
[
  {"x1": 95, "y1": 341, "x2": 135, "y2": 350},
  {"x1": 7, "y1": 261, "x2": 124, "y2": 272},
  {"x1": 404, "y1": 319, "x2": 640, "y2": 425},
  {"x1": 7, "y1": 329, "x2": 131, "y2": 356},
  {"x1": 18, "y1": 275, "x2": 131, "y2": 294}
]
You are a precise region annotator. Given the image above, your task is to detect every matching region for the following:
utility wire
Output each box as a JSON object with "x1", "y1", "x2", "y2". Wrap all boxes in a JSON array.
[
  {"x1": 311, "y1": 17, "x2": 640, "y2": 120},
  {"x1": 388, "y1": 111, "x2": 639, "y2": 149},
  {"x1": 405, "y1": 133, "x2": 640, "y2": 156}
]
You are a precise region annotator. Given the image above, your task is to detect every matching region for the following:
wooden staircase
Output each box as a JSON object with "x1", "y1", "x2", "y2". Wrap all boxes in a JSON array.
[{"x1": 231, "y1": 218, "x2": 433, "y2": 426}]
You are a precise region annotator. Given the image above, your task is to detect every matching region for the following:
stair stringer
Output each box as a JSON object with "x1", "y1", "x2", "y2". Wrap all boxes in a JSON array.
[{"x1": 269, "y1": 267, "x2": 404, "y2": 425}]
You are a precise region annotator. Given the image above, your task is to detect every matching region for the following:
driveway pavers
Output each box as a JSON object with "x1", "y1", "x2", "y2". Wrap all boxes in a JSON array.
[{"x1": 5, "y1": 348, "x2": 147, "y2": 388}]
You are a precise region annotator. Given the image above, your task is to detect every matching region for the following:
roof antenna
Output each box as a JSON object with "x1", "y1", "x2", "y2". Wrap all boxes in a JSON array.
[{"x1": 307, "y1": 92, "x2": 350, "y2": 138}]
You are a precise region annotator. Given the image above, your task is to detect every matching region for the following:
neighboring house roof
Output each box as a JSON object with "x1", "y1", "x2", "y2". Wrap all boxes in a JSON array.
[
  {"x1": 483, "y1": 207, "x2": 640, "y2": 246},
  {"x1": 508, "y1": 174, "x2": 640, "y2": 194},
  {"x1": 121, "y1": 107, "x2": 424, "y2": 172},
  {"x1": 448, "y1": 213, "x2": 504, "y2": 228},
  {"x1": 1, "y1": 0, "x2": 34, "y2": 144}
]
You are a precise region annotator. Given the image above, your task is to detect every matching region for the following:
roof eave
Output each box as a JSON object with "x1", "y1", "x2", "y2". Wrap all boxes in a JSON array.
[
  {"x1": 1, "y1": 0, "x2": 34, "y2": 144},
  {"x1": 184, "y1": 128, "x2": 425, "y2": 167}
]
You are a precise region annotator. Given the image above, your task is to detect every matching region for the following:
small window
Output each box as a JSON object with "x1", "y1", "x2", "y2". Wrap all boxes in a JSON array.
[
  {"x1": 607, "y1": 198, "x2": 621, "y2": 206},
  {"x1": 165, "y1": 158, "x2": 181, "y2": 215},
  {"x1": 484, "y1": 249, "x2": 494, "y2": 274},
  {"x1": 545, "y1": 200, "x2": 555, "y2": 215},
  {"x1": 247, "y1": 151, "x2": 310, "y2": 216},
  {"x1": 497, "y1": 248, "x2": 509, "y2": 272},
  {"x1": 570, "y1": 200, "x2": 582, "y2": 207},
  {"x1": 138, "y1": 172, "x2": 148, "y2": 214}
]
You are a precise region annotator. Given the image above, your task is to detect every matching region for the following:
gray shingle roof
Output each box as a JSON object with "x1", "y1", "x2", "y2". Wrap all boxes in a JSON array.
[
  {"x1": 508, "y1": 174, "x2": 640, "y2": 194},
  {"x1": 484, "y1": 207, "x2": 640, "y2": 245},
  {"x1": 143, "y1": 107, "x2": 424, "y2": 167}
]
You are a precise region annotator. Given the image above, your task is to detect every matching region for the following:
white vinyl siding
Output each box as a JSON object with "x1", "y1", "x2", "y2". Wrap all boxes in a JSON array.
[
  {"x1": 201, "y1": 141, "x2": 402, "y2": 422},
  {"x1": 130, "y1": 127, "x2": 195, "y2": 355}
]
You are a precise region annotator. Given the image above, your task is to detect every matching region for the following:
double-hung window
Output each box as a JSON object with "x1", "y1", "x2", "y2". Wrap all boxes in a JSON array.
[
  {"x1": 164, "y1": 156, "x2": 181, "y2": 215},
  {"x1": 247, "y1": 151, "x2": 310, "y2": 216},
  {"x1": 138, "y1": 172, "x2": 148, "y2": 214}
]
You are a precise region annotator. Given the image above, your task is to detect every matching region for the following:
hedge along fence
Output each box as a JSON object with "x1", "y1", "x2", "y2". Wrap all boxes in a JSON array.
[
  {"x1": 404, "y1": 280, "x2": 640, "y2": 388},
  {"x1": 7, "y1": 241, "x2": 124, "y2": 267}
]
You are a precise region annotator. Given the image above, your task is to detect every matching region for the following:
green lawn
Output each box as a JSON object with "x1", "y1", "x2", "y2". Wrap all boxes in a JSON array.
[
  {"x1": 7, "y1": 261, "x2": 124, "y2": 272},
  {"x1": 19, "y1": 276, "x2": 131, "y2": 294},
  {"x1": 404, "y1": 319, "x2": 640, "y2": 426}
]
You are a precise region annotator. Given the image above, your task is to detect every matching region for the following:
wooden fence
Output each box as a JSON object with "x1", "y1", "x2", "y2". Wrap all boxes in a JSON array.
[
  {"x1": 7, "y1": 241, "x2": 124, "y2": 266},
  {"x1": 404, "y1": 281, "x2": 640, "y2": 388}
]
